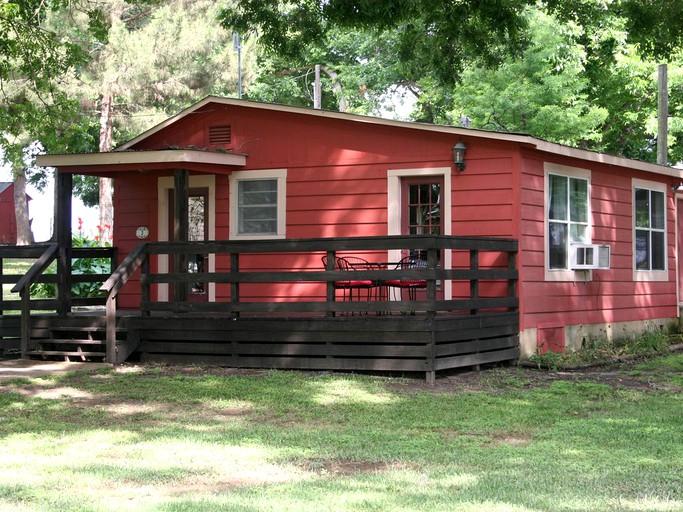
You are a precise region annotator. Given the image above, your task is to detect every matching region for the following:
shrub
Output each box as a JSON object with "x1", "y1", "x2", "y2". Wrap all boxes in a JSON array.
[{"x1": 30, "y1": 221, "x2": 111, "y2": 299}]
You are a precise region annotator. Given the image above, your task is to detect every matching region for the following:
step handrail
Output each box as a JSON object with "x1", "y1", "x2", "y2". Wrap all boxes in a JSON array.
[
  {"x1": 9, "y1": 244, "x2": 58, "y2": 358},
  {"x1": 100, "y1": 242, "x2": 147, "y2": 363},
  {"x1": 100, "y1": 242, "x2": 147, "y2": 297},
  {"x1": 10, "y1": 243, "x2": 59, "y2": 294}
]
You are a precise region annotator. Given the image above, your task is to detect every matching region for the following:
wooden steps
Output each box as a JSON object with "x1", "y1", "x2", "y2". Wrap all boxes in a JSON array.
[{"x1": 27, "y1": 325, "x2": 125, "y2": 362}]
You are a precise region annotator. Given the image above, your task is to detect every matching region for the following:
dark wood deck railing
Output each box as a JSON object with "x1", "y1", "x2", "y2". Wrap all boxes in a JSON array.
[
  {"x1": 0, "y1": 244, "x2": 118, "y2": 356},
  {"x1": 2, "y1": 236, "x2": 518, "y2": 376},
  {"x1": 100, "y1": 235, "x2": 518, "y2": 365}
]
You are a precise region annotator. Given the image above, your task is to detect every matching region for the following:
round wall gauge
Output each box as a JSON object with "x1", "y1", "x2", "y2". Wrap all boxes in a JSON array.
[{"x1": 135, "y1": 226, "x2": 150, "y2": 239}]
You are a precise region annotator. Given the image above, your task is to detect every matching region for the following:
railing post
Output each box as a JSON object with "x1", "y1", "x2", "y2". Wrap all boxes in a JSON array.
[
  {"x1": 141, "y1": 254, "x2": 150, "y2": 317},
  {"x1": 425, "y1": 245, "x2": 438, "y2": 384},
  {"x1": 470, "y1": 249, "x2": 479, "y2": 315},
  {"x1": 20, "y1": 285, "x2": 30, "y2": 358},
  {"x1": 325, "y1": 250, "x2": 336, "y2": 317},
  {"x1": 508, "y1": 250, "x2": 517, "y2": 311},
  {"x1": 426, "y1": 247, "x2": 438, "y2": 318},
  {"x1": 105, "y1": 291, "x2": 116, "y2": 363},
  {"x1": 230, "y1": 252, "x2": 239, "y2": 318}
]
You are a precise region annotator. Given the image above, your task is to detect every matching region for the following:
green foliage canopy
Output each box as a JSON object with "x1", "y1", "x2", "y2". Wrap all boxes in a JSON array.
[{"x1": 223, "y1": 0, "x2": 683, "y2": 164}]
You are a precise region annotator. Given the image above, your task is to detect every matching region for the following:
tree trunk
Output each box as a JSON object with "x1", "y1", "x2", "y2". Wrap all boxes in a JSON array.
[
  {"x1": 98, "y1": 92, "x2": 114, "y2": 246},
  {"x1": 13, "y1": 167, "x2": 33, "y2": 245},
  {"x1": 321, "y1": 66, "x2": 347, "y2": 112}
]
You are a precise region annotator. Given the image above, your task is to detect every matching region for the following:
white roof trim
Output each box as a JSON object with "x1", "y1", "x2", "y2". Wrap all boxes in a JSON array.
[
  {"x1": 36, "y1": 149, "x2": 247, "y2": 169},
  {"x1": 115, "y1": 96, "x2": 681, "y2": 180}
]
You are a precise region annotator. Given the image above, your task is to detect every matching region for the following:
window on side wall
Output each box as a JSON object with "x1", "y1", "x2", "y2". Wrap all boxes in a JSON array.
[
  {"x1": 229, "y1": 169, "x2": 287, "y2": 240},
  {"x1": 633, "y1": 179, "x2": 667, "y2": 280},
  {"x1": 544, "y1": 163, "x2": 591, "y2": 281}
]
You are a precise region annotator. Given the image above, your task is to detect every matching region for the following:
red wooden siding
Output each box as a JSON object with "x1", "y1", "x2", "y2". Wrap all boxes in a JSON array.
[
  {"x1": 518, "y1": 153, "x2": 677, "y2": 335},
  {"x1": 107, "y1": 101, "x2": 679, "y2": 347}
]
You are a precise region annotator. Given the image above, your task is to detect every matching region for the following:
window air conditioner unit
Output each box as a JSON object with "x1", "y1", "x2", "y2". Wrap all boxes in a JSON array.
[{"x1": 570, "y1": 244, "x2": 610, "y2": 270}]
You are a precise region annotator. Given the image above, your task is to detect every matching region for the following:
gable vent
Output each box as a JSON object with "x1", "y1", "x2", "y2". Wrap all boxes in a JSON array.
[{"x1": 209, "y1": 125, "x2": 232, "y2": 145}]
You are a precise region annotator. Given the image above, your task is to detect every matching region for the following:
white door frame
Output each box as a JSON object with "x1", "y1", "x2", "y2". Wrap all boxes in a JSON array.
[{"x1": 387, "y1": 167, "x2": 452, "y2": 299}]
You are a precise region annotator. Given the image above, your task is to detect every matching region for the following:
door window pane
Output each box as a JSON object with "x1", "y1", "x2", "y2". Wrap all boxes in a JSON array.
[{"x1": 407, "y1": 182, "x2": 441, "y2": 236}]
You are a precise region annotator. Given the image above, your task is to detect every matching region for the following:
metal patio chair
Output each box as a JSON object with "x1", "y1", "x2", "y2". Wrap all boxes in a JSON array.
[
  {"x1": 385, "y1": 256, "x2": 428, "y2": 309},
  {"x1": 321, "y1": 256, "x2": 376, "y2": 312}
]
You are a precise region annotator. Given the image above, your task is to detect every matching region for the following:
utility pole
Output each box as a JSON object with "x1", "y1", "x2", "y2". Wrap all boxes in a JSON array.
[
  {"x1": 314, "y1": 64, "x2": 322, "y2": 109},
  {"x1": 657, "y1": 63, "x2": 668, "y2": 165},
  {"x1": 233, "y1": 33, "x2": 242, "y2": 99}
]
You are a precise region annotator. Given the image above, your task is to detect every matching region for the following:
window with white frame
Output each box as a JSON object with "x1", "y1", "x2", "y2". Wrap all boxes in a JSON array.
[
  {"x1": 229, "y1": 169, "x2": 287, "y2": 239},
  {"x1": 547, "y1": 170, "x2": 590, "y2": 271},
  {"x1": 634, "y1": 183, "x2": 666, "y2": 272}
]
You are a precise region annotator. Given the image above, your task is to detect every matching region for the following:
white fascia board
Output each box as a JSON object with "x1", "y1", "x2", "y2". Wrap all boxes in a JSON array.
[{"x1": 36, "y1": 149, "x2": 247, "y2": 168}]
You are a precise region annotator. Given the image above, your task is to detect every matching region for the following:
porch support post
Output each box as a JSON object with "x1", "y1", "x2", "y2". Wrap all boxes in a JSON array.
[
  {"x1": 173, "y1": 169, "x2": 189, "y2": 302},
  {"x1": 56, "y1": 172, "x2": 72, "y2": 317}
]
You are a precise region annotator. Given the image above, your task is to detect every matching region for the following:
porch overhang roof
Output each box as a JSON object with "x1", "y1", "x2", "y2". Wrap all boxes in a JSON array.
[{"x1": 35, "y1": 149, "x2": 247, "y2": 174}]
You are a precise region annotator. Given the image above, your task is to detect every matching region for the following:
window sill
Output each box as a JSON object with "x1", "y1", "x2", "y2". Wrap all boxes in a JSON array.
[
  {"x1": 633, "y1": 269, "x2": 669, "y2": 282},
  {"x1": 544, "y1": 268, "x2": 592, "y2": 282}
]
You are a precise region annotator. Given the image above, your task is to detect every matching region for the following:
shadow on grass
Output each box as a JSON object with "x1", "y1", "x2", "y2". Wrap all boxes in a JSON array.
[{"x1": 0, "y1": 362, "x2": 682, "y2": 511}]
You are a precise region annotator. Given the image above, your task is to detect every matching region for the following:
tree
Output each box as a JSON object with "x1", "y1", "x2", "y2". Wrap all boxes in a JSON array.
[
  {"x1": 50, "y1": 0, "x2": 247, "y2": 243},
  {"x1": 0, "y1": 1, "x2": 96, "y2": 243},
  {"x1": 221, "y1": 0, "x2": 534, "y2": 120},
  {"x1": 446, "y1": 8, "x2": 609, "y2": 147}
]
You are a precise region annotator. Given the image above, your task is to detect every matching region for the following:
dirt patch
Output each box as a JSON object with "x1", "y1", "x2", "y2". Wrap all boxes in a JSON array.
[
  {"x1": 0, "y1": 359, "x2": 110, "y2": 382},
  {"x1": 379, "y1": 360, "x2": 682, "y2": 395},
  {"x1": 301, "y1": 458, "x2": 406, "y2": 477}
]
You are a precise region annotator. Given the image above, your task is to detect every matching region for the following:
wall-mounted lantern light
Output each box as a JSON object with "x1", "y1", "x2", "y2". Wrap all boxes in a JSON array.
[{"x1": 452, "y1": 142, "x2": 467, "y2": 171}]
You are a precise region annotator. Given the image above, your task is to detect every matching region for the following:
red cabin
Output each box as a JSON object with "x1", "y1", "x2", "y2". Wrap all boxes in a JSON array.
[{"x1": 2, "y1": 97, "x2": 682, "y2": 379}]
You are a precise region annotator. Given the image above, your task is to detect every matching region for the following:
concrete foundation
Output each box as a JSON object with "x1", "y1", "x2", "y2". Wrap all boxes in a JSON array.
[{"x1": 519, "y1": 316, "x2": 678, "y2": 359}]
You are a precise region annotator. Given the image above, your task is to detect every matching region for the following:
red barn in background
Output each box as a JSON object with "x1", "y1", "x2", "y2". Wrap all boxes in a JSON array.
[{"x1": 0, "y1": 182, "x2": 31, "y2": 245}]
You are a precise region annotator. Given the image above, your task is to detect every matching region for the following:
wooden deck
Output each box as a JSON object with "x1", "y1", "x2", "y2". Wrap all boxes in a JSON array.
[{"x1": 1, "y1": 235, "x2": 519, "y2": 381}]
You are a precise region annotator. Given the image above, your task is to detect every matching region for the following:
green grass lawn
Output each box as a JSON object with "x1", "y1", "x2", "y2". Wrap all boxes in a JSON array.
[{"x1": 0, "y1": 357, "x2": 682, "y2": 511}]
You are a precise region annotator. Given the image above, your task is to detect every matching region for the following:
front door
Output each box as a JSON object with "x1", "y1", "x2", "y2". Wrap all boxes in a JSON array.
[
  {"x1": 401, "y1": 176, "x2": 444, "y2": 299},
  {"x1": 169, "y1": 188, "x2": 209, "y2": 301}
]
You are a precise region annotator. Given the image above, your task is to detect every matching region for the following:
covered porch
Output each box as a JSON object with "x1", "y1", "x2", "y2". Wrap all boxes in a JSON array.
[
  {"x1": 0, "y1": 169, "x2": 519, "y2": 382},
  {"x1": 1, "y1": 237, "x2": 518, "y2": 383}
]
